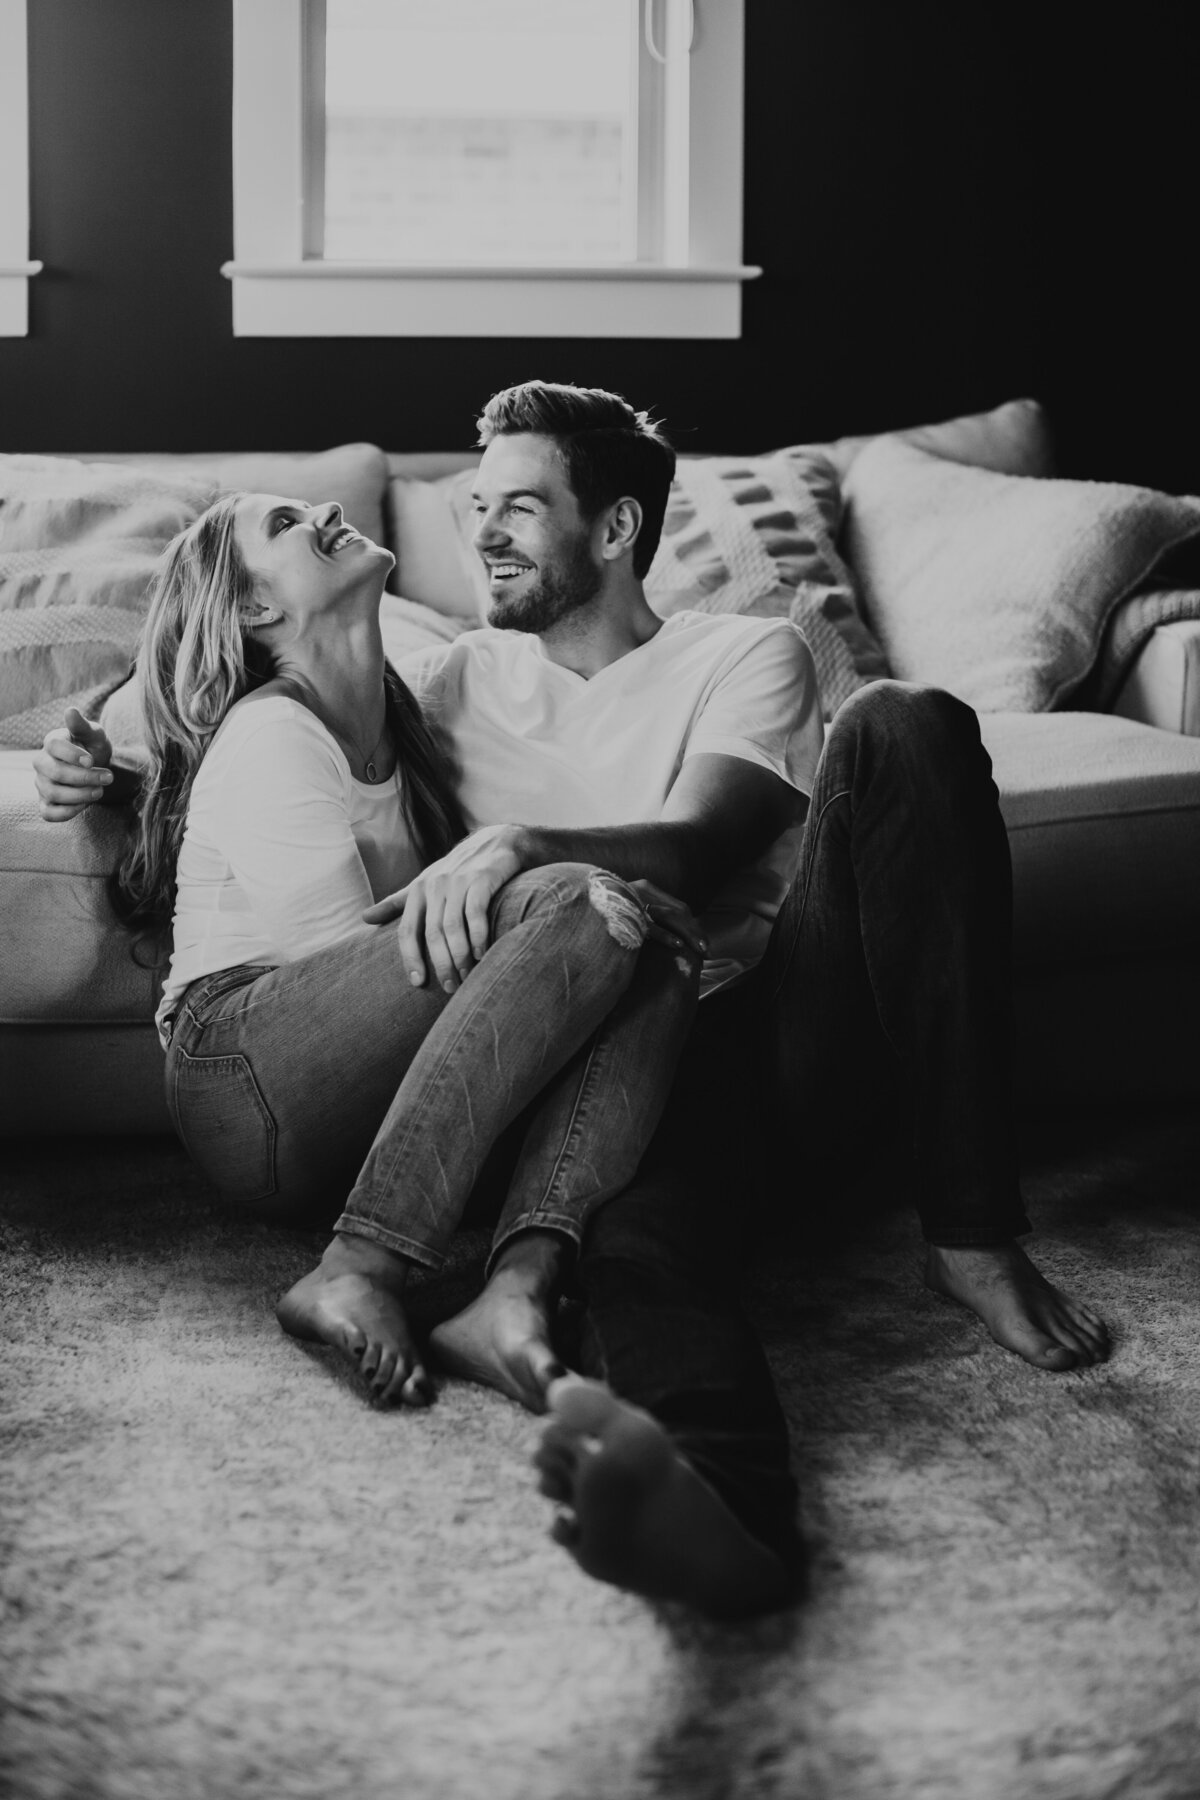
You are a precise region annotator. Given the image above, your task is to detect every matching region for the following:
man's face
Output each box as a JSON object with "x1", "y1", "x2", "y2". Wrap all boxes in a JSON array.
[{"x1": 471, "y1": 433, "x2": 603, "y2": 633}]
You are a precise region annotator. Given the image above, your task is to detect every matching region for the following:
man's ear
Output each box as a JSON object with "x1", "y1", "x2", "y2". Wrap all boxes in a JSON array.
[{"x1": 600, "y1": 497, "x2": 643, "y2": 563}]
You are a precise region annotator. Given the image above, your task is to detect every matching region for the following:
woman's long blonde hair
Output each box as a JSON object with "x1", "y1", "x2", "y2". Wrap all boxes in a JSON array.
[{"x1": 110, "y1": 494, "x2": 465, "y2": 959}]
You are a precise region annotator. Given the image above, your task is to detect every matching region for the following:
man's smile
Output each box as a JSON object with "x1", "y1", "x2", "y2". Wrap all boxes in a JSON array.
[{"x1": 486, "y1": 559, "x2": 535, "y2": 583}]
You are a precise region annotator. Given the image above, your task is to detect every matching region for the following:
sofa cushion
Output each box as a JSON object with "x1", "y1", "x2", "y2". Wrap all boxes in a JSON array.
[
  {"x1": 818, "y1": 396, "x2": 1056, "y2": 482},
  {"x1": 844, "y1": 437, "x2": 1200, "y2": 712},
  {"x1": 0, "y1": 752, "x2": 160, "y2": 1024},
  {"x1": 980, "y1": 710, "x2": 1200, "y2": 969}
]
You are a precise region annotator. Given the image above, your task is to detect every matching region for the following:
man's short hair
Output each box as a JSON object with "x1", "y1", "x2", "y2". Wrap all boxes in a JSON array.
[{"x1": 476, "y1": 380, "x2": 676, "y2": 578}]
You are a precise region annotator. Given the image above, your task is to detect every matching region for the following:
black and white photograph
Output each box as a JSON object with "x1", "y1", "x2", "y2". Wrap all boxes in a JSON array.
[{"x1": 2, "y1": 4, "x2": 1199, "y2": 1796}]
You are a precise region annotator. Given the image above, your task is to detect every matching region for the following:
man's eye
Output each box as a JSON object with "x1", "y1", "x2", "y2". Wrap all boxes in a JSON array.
[{"x1": 509, "y1": 503, "x2": 532, "y2": 516}]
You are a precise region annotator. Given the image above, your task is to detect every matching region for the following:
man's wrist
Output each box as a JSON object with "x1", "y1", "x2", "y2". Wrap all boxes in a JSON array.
[{"x1": 504, "y1": 823, "x2": 543, "y2": 871}]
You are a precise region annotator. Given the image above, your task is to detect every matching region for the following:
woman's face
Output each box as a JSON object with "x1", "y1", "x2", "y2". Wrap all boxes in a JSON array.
[{"x1": 234, "y1": 494, "x2": 394, "y2": 623}]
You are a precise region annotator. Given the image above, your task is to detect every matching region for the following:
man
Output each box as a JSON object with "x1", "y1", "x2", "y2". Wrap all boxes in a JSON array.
[{"x1": 35, "y1": 381, "x2": 1108, "y2": 1620}]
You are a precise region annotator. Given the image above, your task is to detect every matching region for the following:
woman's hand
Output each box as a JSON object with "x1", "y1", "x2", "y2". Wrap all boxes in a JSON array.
[
  {"x1": 625, "y1": 879, "x2": 709, "y2": 959},
  {"x1": 33, "y1": 708, "x2": 116, "y2": 820},
  {"x1": 363, "y1": 824, "x2": 526, "y2": 992}
]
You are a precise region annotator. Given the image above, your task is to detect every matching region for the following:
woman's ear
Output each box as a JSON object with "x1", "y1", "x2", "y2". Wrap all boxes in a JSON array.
[{"x1": 238, "y1": 599, "x2": 284, "y2": 632}]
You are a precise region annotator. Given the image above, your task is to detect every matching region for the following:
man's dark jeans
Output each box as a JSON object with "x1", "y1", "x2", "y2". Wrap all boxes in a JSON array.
[{"x1": 572, "y1": 682, "x2": 1031, "y2": 1568}]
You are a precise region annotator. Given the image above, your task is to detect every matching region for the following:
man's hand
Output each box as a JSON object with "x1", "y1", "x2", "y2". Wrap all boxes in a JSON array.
[
  {"x1": 33, "y1": 708, "x2": 116, "y2": 821},
  {"x1": 363, "y1": 824, "x2": 527, "y2": 992}
]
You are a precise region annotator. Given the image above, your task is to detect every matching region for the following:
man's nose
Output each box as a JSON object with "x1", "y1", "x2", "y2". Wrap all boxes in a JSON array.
[{"x1": 472, "y1": 509, "x2": 505, "y2": 551}]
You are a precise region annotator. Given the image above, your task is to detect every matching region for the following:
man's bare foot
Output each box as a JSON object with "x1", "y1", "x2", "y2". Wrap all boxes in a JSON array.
[
  {"x1": 276, "y1": 1233, "x2": 433, "y2": 1406},
  {"x1": 534, "y1": 1377, "x2": 796, "y2": 1619},
  {"x1": 430, "y1": 1232, "x2": 565, "y2": 1413},
  {"x1": 924, "y1": 1240, "x2": 1110, "y2": 1371}
]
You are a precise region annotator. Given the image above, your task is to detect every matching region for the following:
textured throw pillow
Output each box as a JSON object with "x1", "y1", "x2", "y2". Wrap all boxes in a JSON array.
[
  {"x1": 644, "y1": 448, "x2": 889, "y2": 717},
  {"x1": 842, "y1": 436, "x2": 1200, "y2": 712},
  {"x1": 1, "y1": 446, "x2": 393, "y2": 750},
  {"x1": 0, "y1": 456, "x2": 217, "y2": 748}
]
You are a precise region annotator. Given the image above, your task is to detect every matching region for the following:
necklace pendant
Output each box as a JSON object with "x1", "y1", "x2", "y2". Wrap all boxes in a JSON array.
[{"x1": 364, "y1": 759, "x2": 377, "y2": 783}]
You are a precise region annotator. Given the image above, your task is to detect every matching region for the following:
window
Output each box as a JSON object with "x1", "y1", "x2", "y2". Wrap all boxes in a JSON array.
[
  {"x1": 224, "y1": 0, "x2": 757, "y2": 338},
  {"x1": 0, "y1": 0, "x2": 40, "y2": 337}
]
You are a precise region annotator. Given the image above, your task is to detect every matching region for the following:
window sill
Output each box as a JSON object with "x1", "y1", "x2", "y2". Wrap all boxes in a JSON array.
[
  {"x1": 219, "y1": 260, "x2": 762, "y2": 339},
  {"x1": 0, "y1": 260, "x2": 42, "y2": 337}
]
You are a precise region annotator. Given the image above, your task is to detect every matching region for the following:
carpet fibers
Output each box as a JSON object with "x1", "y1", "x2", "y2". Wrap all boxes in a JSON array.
[{"x1": 2, "y1": 1109, "x2": 1199, "y2": 1800}]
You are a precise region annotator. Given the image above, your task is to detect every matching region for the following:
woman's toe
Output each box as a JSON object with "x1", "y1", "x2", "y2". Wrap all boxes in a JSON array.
[{"x1": 400, "y1": 1365, "x2": 434, "y2": 1407}]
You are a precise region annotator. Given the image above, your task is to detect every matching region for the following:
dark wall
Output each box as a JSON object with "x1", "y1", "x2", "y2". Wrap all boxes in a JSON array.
[{"x1": 4, "y1": 2, "x2": 1197, "y2": 490}]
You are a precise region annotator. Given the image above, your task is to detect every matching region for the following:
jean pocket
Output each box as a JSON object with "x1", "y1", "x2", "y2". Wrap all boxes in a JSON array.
[{"x1": 170, "y1": 1049, "x2": 277, "y2": 1203}]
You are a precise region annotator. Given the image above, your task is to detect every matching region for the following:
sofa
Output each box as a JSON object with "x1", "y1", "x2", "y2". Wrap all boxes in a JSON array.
[{"x1": 3, "y1": 399, "x2": 1199, "y2": 1137}]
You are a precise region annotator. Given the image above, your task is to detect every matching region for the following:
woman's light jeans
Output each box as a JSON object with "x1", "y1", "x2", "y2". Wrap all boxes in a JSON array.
[{"x1": 164, "y1": 863, "x2": 700, "y2": 1270}]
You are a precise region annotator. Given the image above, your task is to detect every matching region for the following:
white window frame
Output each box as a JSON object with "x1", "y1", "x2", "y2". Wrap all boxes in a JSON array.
[
  {"x1": 0, "y1": 0, "x2": 41, "y2": 337},
  {"x1": 222, "y1": 0, "x2": 759, "y2": 338}
]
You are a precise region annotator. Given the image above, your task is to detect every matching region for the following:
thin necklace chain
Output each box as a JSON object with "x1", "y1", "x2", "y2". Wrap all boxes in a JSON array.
[{"x1": 330, "y1": 705, "x2": 389, "y2": 783}]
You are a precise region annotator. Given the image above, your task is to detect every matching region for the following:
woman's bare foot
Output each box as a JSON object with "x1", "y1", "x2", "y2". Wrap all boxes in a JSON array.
[
  {"x1": 534, "y1": 1377, "x2": 796, "y2": 1619},
  {"x1": 430, "y1": 1232, "x2": 565, "y2": 1413},
  {"x1": 276, "y1": 1233, "x2": 433, "y2": 1406},
  {"x1": 924, "y1": 1240, "x2": 1110, "y2": 1371}
]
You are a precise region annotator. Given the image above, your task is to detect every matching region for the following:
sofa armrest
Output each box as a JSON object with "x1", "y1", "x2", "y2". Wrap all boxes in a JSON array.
[{"x1": 1110, "y1": 620, "x2": 1200, "y2": 736}]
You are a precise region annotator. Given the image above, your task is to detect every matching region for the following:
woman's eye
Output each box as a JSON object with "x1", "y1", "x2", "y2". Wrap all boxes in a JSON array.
[{"x1": 273, "y1": 515, "x2": 294, "y2": 533}]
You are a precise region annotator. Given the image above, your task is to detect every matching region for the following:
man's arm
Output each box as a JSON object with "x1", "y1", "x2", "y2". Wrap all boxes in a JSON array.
[
  {"x1": 364, "y1": 752, "x2": 807, "y2": 993},
  {"x1": 33, "y1": 708, "x2": 143, "y2": 820}
]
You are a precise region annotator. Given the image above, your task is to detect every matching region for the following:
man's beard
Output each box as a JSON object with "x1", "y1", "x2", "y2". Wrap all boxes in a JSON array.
[{"x1": 487, "y1": 536, "x2": 603, "y2": 634}]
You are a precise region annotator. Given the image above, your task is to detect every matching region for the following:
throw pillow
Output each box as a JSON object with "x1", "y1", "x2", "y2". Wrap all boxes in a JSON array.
[
  {"x1": 842, "y1": 436, "x2": 1200, "y2": 712},
  {"x1": 644, "y1": 448, "x2": 889, "y2": 717},
  {"x1": 0, "y1": 456, "x2": 216, "y2": 748},
  {"x1": 815, "y1": 396, "x2": 1055, "y2": 482},
  {"x1": 107, "y1": 443, "x2": 390, "y2": 551},
  {"x1": 390, "y1": 466, "x2": 486, "y2": 620}
]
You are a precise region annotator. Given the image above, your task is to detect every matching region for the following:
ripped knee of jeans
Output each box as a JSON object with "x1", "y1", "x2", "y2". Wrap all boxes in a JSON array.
[{"x1": 586, "y1": 871, "x2": 648, "y2": 951}]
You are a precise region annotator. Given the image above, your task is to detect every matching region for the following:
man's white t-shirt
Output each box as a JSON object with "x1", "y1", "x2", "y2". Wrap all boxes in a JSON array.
[{"x1": 401, "y1": 611, "x2": 824, "y2": 996}]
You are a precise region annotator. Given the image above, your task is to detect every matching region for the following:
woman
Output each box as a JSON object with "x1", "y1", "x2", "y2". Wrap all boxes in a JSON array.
[{"x1": 111, "y1": 490, "x2": 701, "y2": 1413}]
